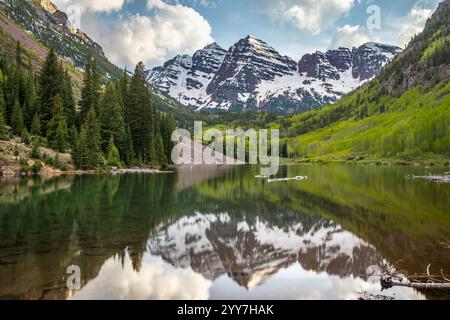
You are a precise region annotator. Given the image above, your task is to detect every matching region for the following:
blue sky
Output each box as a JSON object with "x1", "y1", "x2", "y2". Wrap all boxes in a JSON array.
[{"x1": 53, "y1": 0, "x2": 441, "y2": 68}]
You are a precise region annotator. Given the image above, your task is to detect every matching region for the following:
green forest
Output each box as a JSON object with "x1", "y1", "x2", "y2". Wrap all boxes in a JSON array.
[{"x1": 0, "y1": 43, "x2": 176, "y2": 170}]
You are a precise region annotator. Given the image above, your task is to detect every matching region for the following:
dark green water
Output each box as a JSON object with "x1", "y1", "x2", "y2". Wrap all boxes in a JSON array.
[{"x1": 0, "y1": 165, "x2": 449, "y2": 300}]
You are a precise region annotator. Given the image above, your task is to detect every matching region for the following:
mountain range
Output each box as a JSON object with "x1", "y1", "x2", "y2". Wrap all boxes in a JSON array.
[
  {"x1": 280, "y1": 0, "x2": 449, "y2": 160},
  {"x1": 1, "y1": 0, "x2": 402, "y2": 116},
  {"x1": 149, "y1": 212, "x2": 383, "y2": 289},
  {"x1": 149, "y1": 36, "x2": 401, "y2": 114}
]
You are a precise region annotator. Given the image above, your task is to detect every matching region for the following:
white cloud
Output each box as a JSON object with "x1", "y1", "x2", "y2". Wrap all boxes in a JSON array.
[
  {"x1": 86, "y1": 0, "x2": 213, "y2": 68},
  {"x1": 53, "y1": 0, "x2": 126, "y2": 13},
  {"x1": 330, "y1": 25, "x2": 373, "y2": 49},
  {"x1": 264, "y1": 0, "x2": 356, "y2": 34},
  {"x1": 329, "y1": 4, "x2": 434, "y2": 50},
  {"x1": 394, "y1": 7, "x2": 433, "y2": 47},
  {"x1": 71, "y1": 253, "x2": 212, "y2": 300}
]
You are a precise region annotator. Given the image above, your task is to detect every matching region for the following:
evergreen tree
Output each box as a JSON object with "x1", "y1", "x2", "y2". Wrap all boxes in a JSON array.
[
  {"x1": 31, "y1": 113, "x2": 41, "y2": 136},
  {"x1": 21, "y1": 128, "x2": 30, "y2": 145},
  {"x1": 148, "y1": 134, "x2": 157, "y2": 165},
  {"x1": 0, "y1": 102, "x2": 6, "y2": 140},
  {"x1": 16, "y1": 41, "x2": 22, "y2": 68},
  {"x1": 79, "y1": 57, "x2": 101, "y2": 122},
  {"x1": 106, "y1": 136, "x2": 123, "y2": 168},
  {"x1": 54, "y1": 121, "x2": 69, "y2": 153},
  {"x1": 71, "y1": 128, "x2": 81, "y2": 168},
  {"x1": 161, "y1": 115, "x2": 176, "y2": 164},
  {"x1": 62, "y1": 70, "x2": 76, "y2": 127},
  {"x1": 23, "y1": 72, "x2": 37, "y2": 128},
  {"x1": 68, "y1": 125, "x2": 78, "y2": 150},
  {"x1": 11, "y1": 100, "x2": 24, "y2": 135},
  {"x1": 123, "y1": 125, "x2": 135, "y2": 165},
  {"x1": 77, "y1": 108, "x2": 104, "y2": 169},
  {"x1": 30, "y1": 137, "x2": 41, "y2": 159},
  {"x1": 99, "y1": 82, "x2": 125, "y2": 153},
  {"x1": 38, "y1": 48, "x2": 63, "y2": 133},
  {"x1": 47, "y1": 96, "x2": 68, "y2": 153},
  {"x1": 127, "y1": 62, "x2": 154, "y2": 162},
  {"x1": 155, "y1": 133, "x2": 167, "y2": 166},
  {"x1": 116, "y1": 68, "x2": 129, "y2": 116}
]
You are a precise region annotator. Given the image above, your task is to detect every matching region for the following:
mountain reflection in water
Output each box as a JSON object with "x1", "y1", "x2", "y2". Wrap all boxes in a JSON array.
[
  {"x1": 71, "y1": 212, "x2": 422, "y2": 300},
  {"x1": 0, "y1": 165, "x2": 449, "y2": 300}
]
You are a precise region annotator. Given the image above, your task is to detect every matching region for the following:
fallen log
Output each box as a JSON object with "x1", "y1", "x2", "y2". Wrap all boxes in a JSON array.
[
  {"x1": 381, "y1": 275, "x2": 450, "y2": 290},
  {"x1": 408, "y1": 174, "x2": 450, "y2": 183},
  {"x1": 111, "y1": 167, "x2": 174, "y2": 174},
  {"x1": 267, "y1": 176, "x2": 308, "y2": 183}
]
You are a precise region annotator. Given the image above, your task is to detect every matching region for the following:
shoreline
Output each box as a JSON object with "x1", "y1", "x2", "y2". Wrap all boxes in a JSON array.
[
  {"x1": 1, "y1": 161, "x2": 449, "y2": 181},
  {"x1": 0, "y1": 167, "x2": 176, "y2": 179}
]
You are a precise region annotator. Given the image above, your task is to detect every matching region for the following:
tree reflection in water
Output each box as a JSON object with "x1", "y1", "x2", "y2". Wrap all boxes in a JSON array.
[{"x1": 0, "y1": 165, "x2": 449, "y2": 299}]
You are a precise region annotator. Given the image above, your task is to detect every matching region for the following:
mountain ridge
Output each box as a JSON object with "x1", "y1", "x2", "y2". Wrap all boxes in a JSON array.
[
  {"x1": 278, "y1": 0, "x2": 450, "y2": 161},
  {"x1": 150, "y1": 36, "x2": 401, "y2": 115}
]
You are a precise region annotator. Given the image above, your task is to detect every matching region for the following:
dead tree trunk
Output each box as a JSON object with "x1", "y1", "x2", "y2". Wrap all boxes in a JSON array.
[{"x1": 381, "y1": 275, "x2": 450, "y2": 290}]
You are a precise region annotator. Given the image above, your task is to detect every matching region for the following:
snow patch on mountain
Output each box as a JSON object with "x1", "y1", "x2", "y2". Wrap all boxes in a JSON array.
[
  {"x1": 149, "y1": 36, "x2": 402, "y2": 114},
  {"x1": 148, "y1": 212, "x2": 383, "y2": 288}
]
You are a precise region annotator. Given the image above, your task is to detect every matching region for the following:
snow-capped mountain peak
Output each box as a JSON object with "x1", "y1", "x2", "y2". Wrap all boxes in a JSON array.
[{"x1": 149, "y1": 37, "x2": 402, "y2": 114}]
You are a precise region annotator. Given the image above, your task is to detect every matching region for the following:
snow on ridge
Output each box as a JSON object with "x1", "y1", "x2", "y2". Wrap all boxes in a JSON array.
[
  {"x1": 149, "y1": 37, "x2": 401, "y2": 113},
  {"x1": 149, "y1": 212, "x2": 377, "y2": 287}
]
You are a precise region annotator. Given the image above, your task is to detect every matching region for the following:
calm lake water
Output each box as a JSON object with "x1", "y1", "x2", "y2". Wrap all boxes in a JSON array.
[{"x1": 0, "y1": 165, "x2": 449, "y2": 300}]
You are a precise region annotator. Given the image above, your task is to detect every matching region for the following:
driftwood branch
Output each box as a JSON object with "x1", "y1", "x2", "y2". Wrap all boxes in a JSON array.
[
  {"x1": 381, "y1": 275, "x2": 450, "y2": 290},
  {"x1": 380, "y1": 246, "x2": 450, "y2": 290},
  {"x1": 407, "y1": 174, "x2": 450, "y2": 183}
]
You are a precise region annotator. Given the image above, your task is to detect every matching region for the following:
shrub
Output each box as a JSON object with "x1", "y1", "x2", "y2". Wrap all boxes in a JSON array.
[{"x1": 31, "y1": 160, "x2": 42, "y2": 174}]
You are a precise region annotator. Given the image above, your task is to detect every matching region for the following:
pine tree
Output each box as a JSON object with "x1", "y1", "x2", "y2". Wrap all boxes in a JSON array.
[
  {"x1": 123, "y1": 125, "x2": 135, "y2": 165},
  {"x1": 148, "y1": 134, "x2": 157, "y2": 165},
  {"x1": 31, "y1": 113, "x2": 41, "y2": 136},
  {"x1": 155, "y1": 133, "x2": 167, "y2": 166},
  {"x1": 23, "y1": 72, "x2": 37, "y2": 128},
  {"x1": 11, "y1": 100, "x2": 24, "y2": 135},
  {"x1": 30, "y1": 137, "x2": 41, "y2": 159},
  {"x1": 16, "y1": 41, "x2": 22, "y2": 68},
  {"x1": 47, "y1": 96, "x2": 68, "y2": 153},
  {"x1": 77, "y1": 108, "x2": 104, "y2": 169},
  {"x1": 21, "y1": 127, "x2": 30, "y2": 145},
  {"x1": 71, "y1": 128, "x2": 81, "y2": 168},
  {"x1": 79, "y1": 57, "x2": 101, "y2": 122},
  {"x1": 161, "y1": 115, "x2": 176, "y2": 164},
  {"x1": 62, "y1": 70, "x2": 76, "y2": 127},
  {"x1": 0, "y1": 103, "x2": 7, "y2": 140},
  {"x1": 116, "y1": 68, "x2": 129, "y2": 116},
  {"x1": 38, "y1": 48, "x2": 63, "y2": 133},
  {"x1": 55, "y1": 121, "x2": 69, "y2": 153},
  {"x1": 99, "y1": 82, "x2": 125, "y2": 153},
  {"x1": 68, "y1": 125, "x2": 78, "y2": 150},
  {"x1": 127, "y1": 62, "x2": 154, "y2": 162},
  {"x1": 106, "y1": 136, "x2": 123, "y2": 168}
]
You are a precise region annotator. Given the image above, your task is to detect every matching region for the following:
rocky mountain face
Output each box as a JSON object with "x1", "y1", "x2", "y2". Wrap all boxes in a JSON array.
[
  {"x1": 149, "y1": 212, "x2": 384, "y2": 289},
  {"x1": 379, "y1": 0, "x2": 450, "y2": 95},
  {"x1": 1, "y1": 0, "x2": 121, "y2": 78},
  {"x1": 150, "y1": 36, "x2": 401, "y2": 114}
]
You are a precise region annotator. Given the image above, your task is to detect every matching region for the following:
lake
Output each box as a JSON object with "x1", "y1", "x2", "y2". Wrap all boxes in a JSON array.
[{"x1": 0, "y1": 165, "x2": 449, "y2": 300}]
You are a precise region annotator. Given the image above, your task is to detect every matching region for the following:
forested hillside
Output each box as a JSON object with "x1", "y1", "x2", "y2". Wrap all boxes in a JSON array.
[
  {"x1": 275, "y1": 0, "x2": 450, "y2": 162},
  {"x1": 0, "y1": 43, "x2": 176, "y2": 173}
]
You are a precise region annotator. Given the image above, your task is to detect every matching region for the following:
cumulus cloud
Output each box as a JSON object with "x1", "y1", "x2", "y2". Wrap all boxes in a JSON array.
[
  {"x1": 53, "y1": 0, "x2": 126, "y2": 13},
  {"x1": 71, "y1": 253, "x2": 212, "y2": 300},
  {"x1": 86, "y1": 0, "x2": 213, "y2": 68},
  {"x1": 329, "y1": 4, "x2": 434, "y2": 50},
  {"x1": 330, "y1": 25, "x2": 373, "y2": 49},
  {"x1": 394, "y1": 7, "x2": 433, "y2": 47},
  {"x1": 263, "y1": 0, "x2": 356, "y2": 34}
]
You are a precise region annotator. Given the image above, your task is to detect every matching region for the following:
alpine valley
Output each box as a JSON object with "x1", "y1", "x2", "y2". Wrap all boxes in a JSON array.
[
  {"x1": 149, "y1": 36, "x2": 401, "y2": 114},
  {"x1": 0, "y1": 0, "x2": 450, "y2": 303}
]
